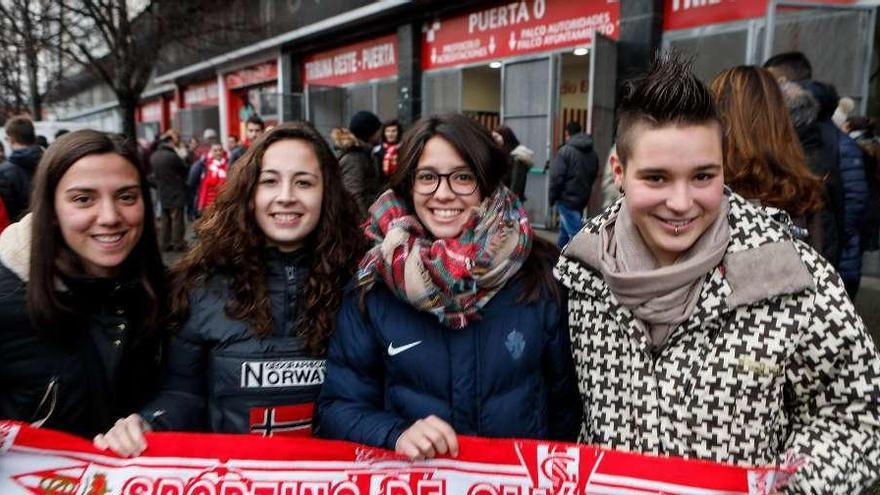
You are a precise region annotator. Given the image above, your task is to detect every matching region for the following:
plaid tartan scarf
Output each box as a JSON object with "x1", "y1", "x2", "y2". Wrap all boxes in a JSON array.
[{"x1": 358, "y1": 187, "x2": 533, "y2": 328}]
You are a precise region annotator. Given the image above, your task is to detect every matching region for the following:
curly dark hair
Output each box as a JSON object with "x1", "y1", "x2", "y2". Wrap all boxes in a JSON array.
[{"x1": 169, "y1": 122, "x2": 366, "y2": 356}]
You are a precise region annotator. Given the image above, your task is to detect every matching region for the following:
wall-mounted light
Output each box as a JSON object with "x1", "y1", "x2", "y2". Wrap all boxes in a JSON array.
[
  {"x1": 573, "y1": 47, "x2": 589, "y2": 56},
  {"x1": 489, "y1": 61, "x2": 502, "y2": 69}
]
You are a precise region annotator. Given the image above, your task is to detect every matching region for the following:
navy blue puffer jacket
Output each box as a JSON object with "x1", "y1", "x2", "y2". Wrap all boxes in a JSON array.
[
  {"x1": 141, "y1": 249, "x2": 323, "y2": 436},
  {"x1": 835, "y1": 126, "x2": 868, "y2": 293},
  {"x1": 316, "y1": 279, "x2": 581, "y2": 450}
]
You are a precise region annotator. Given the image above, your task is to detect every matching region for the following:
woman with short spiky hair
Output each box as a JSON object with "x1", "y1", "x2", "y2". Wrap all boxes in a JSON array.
[{"x1": 554, "y1": 56, "x2": 880, "y2": 493}]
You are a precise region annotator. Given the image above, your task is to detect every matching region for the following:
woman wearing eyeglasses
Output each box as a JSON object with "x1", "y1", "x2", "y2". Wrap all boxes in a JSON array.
[{"x1": 316, "y1": 113, "x2": 580, "y2": 460}]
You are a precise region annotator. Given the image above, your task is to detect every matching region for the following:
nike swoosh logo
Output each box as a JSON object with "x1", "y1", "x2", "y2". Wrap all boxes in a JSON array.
[{"x1": 387, "y1": 340, "x2": 422, "y2": 356}]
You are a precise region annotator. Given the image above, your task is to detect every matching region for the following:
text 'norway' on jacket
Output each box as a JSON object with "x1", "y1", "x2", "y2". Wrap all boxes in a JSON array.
[{"x1": 141, "y1": 248, "x2": 324, "y2": 437}]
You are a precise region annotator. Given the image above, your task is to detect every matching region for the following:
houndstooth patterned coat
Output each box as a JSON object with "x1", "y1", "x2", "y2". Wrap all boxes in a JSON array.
[{"x1": 554, "y1": 192, "x2": 880, "y2": 494}]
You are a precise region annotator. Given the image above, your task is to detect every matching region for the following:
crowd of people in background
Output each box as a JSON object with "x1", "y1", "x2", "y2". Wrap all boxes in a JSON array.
[{"x1": 0, "y1": 51, "x2": 879, "y2": 493}]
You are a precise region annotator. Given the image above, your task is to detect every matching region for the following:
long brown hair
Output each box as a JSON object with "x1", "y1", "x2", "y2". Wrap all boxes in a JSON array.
[
  {"x1": 27, "y1": 130, "x2": 165, "y2": 338},
  {"x1": 390, "y1": 113, "x2": 560, "y2": 304},
  {"x1": 170, "y1": 122, "x2": 365, "y2": 355},
  {"x1": 711, "y1": 66, "x2": 823, "y2": 216}
]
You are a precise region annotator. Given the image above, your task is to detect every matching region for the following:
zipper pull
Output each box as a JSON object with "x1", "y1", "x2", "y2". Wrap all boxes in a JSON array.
[{"x1": 31, "y1": 376, "x2": 59, "y2": 428}]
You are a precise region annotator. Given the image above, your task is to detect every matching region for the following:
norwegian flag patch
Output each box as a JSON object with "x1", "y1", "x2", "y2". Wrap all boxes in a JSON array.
[{"x1": 249, "y1": 403, "x2": 314, "y2": 437}]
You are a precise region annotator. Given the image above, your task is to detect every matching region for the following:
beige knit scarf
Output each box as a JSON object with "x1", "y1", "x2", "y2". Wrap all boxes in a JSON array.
[{"x1": 598, "y1": 198, "x2": 730, "y2": 349}]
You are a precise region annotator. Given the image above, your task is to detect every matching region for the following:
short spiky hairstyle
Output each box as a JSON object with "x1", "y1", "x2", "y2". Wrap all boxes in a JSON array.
[
  {"x1": 763, "y1": 51, "x2": 812, "y2": 82},
  {"x1": 615, "y1": 54, "x2": 721, "y2": 165}
]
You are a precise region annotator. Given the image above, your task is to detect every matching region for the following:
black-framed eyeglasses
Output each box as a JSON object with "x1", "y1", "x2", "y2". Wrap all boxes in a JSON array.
[{"x1": 412, "y1": 169, "x2": 479, "y2": 196}]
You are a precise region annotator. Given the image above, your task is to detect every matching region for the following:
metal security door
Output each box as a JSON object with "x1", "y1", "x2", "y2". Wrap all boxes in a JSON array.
[
  {"x1": 422, "y1": 70, "x2": 463, "y2": 117},
  {"x1": 502, "y1": 57, "x2": 553, "y2": 228},
  {"x1": 761, "y1": 2, "x2": 876, "y2": 115},
  {"x1": 587, "y1": 33, "x2": 618, "y2": 216},
  {"x1": 305, "y1": 84, "x2": 347, "y2": 141}
]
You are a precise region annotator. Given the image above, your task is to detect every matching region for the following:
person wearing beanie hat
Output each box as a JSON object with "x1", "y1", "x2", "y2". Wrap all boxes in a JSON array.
[
  {"x1": 348, "y1": 111, "x2": 382, "y2": 144},
  {"x1": 338, "y1": 111, "x2": 383, "y2": 217}
]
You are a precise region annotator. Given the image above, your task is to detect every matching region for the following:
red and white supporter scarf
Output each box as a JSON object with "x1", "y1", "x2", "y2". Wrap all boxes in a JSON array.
[{"x1": 0, "y1": 421, "x2": 795, "y2": 495}]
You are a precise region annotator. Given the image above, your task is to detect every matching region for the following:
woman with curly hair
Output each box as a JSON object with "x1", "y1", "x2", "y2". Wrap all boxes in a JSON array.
[
  {"x1": 710, "y1": 66, "x2": 825, "y2": 251},
  {"x1": 317, "y1": 113, "x2": 580, "y2": 460},
  {"x1": 94, "y1": 122, "x2": 366, "y2": 456}
]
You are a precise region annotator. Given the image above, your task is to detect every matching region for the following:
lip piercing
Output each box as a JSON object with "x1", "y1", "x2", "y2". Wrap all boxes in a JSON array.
[{"x1": 674, "y1": 225, "x2": 681, "y2": 236}]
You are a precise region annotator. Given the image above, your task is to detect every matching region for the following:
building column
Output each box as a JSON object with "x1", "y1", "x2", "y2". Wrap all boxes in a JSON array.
[
  {"x1": 278, "y1": 50, "x2": 306, "y2": 121},
  {"x1": 217, "y1": 71, "x2": 228, "y2": 147},
  {"x1": 617, "y1": 0, "x2": 664, "y2": 83},
  {"x1": 396, "y1": 22, "x2": 422, "y2": 127}
]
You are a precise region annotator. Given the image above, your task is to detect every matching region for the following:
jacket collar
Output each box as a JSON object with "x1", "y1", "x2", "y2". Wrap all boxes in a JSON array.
[
  {"x1": 558, "y1": 191, "x2": 814, "y2": 310},
  {"x1": 7, "y1": 145, "x2": 42, "y2": 171}
]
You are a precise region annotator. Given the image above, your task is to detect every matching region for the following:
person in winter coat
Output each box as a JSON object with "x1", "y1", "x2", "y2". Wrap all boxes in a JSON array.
[
  {"x1": 846, "y1": 116, "x2": 880, "y2": 252},
  {"x1": 710, "y1": 66, "x2": 825, "y2": 251},
  {"x1": 196, "y1": 143, "x2": 228, "y2": 213},
  {"x1": 150, "y1": 130, "x2": 189, "y2": 251},
  {"x1": 549, "y1": 121, "x2": 599, "y2": 249},
  {"x1": 375, "y1": 119, "x2": 403, "y2": 180},
  {"x1": 0, "y1": 130, "x2": 165, "y2": 439},
  {"x1": 336, "y1": 111, "x2": 383, "y2": 217},
  {"x1": 94, "y1": 122, "x2": 366, "y2": 457},
  {"x1": 555, "y1": 57, "x2": 880, "y2": 494},
  {"x1": 317, "y1": 113, "x2": 580, "y2": 460},
  {"x1": 230, "y1": 115, "x2": 266, "y2": 167},
  {"x1": 0, "y1": 116, "x2": 43, "y2": 221},
  {"x1": 802, "y1": 80, "x2": 868, "y2": 298},
  {"x1": 783, "y1": 81, "x2": 845, "y2": 268},
  {"x1": 492, "y1": 125, "x2": 533, "y2": 201},
  {"x1": 600, "y1": 144, "x2": 621, "y2": 208}
]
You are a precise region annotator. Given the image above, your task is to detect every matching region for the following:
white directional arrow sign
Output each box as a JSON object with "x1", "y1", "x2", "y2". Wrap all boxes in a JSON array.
[
  {"x1": 489, "y1": 35, "x2": 496, "y2": 54},
  {"x1": 508, "y1": 31, "x2": 516, "y2": 50}
]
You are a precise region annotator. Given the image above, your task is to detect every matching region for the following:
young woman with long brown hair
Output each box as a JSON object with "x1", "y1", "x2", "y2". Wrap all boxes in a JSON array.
[
  {"x1": 0, "y1": 130, "x2": 165, "y2": 439},
  {"x1": 95, "y1": 122, "x2": 365, "y2": 456},
  {"x1": 317, "y1": 113, "x2": 579, "y2": 460},
  {"x1": 710, "y1": 65, "x2": 825, "y2": 251}
]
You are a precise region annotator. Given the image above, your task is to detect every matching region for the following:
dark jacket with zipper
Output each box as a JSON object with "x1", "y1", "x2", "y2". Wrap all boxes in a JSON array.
[
  {"x1": 141, "y1": 249, "x2": 323, "y2": 436},
  {"x1": 150, "y1": 142, "x2": 189, "y2": 209},
  {"x1": 316, "y1": 279, "x2": 581, "y2": 450},
  {"x1": 0, "y1": 215, "x2": 161, "y2": 439},
  {"x1": 0, "y1": 145, "x2": 42, "y2": 222},
  {"x1": 549, "y1": 133, "x2": 599, "y2": 211},
  {"x1": 337, "y1": 139, "x2": 382, "y2": 218}
]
